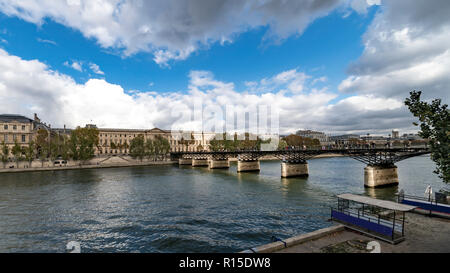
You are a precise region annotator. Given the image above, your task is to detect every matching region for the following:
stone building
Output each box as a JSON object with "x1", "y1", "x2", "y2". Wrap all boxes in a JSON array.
[
  {"x1": 1, "y1": 113, "x2": 216, "y2": 157},
  {"x1": 329, "y1": 134, "x2": 361, "y2": 145},
  {"x1": 96, "y1": 127, "x2": 215, "y2": 155},
  {"x1": 0, "y1": 114, "x2": 47, "y2": 156},
  {"x1": 296, "y1": 130, "x2": 331, "y2": 145}
]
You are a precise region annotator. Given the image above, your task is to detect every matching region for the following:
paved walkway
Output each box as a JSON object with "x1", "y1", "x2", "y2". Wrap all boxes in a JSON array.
[{"x1": 276, "y1": 213, "x2": 450, "y2": 253}]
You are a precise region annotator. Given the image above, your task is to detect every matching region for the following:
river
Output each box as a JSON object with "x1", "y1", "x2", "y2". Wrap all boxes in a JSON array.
[{"x1": 0, "y1": 155, "x2": 442, "y2": 253}]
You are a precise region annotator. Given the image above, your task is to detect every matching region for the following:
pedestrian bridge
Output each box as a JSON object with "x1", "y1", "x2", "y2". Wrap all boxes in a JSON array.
[{"x1": 170, "y1": 148, "x2": 431, "y2": 188}]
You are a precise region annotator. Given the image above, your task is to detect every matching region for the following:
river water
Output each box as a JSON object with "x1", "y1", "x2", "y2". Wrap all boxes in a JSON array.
[{"x1": 0, "y1": 155, "x2": 442, "y2": 253}]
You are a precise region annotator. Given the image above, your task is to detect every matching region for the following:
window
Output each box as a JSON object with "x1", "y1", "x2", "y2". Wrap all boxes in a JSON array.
[
  {"x1": 4, "y1": 125, "x2": 8, "y2": 130},
  {"x1": 3, "y1": 134, "x2": 7, "y2": 142},
  {"x1": 21, "y1": 135, "x2": 26, "y2": 143},
  {"x1": 13, "y1": 125, "x2": 17, "y2": 130},
  {"x1": 22, "y1": 125, "x2": 25, "y2": 130}
]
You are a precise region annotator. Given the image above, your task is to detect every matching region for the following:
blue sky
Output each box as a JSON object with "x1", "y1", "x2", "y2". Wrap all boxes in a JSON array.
[
  {"x1": 0, "y1": 0, "x2": 448, "y2": 135},
  {"x1": 0, "y1": 6, "x2": 375, "y2": 94}
]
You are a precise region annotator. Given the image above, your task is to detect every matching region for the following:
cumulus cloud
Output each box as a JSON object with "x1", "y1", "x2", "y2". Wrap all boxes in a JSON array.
[
  {"x1": 0, "y1": 0, "x2": 367, "y2": 65},
  {"x1": 63, "y1": 60, "x2": 83, "y2": 72},
  {"x1": 89, "y1": 62, "x2": 104, "y2": 75},
  {"x1": 0, "y1": 48, "x2": 413, "y2": 135},
  {"x1": 339, "y1": 0, "x2": 450, "y2": 102}
]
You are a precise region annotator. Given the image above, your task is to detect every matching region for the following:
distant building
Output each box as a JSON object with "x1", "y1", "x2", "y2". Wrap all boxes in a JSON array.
[
  {"x1": 329, "y1": 134, "x2": 361, "y2": 145},
  {"x1": 295, "y1": 130, "x2": 330, "y2": 145},
  {"x1": 361, "y1": 135, "x2": 388, "y2": 145},
  {"x1": 392, "y1": 130, "x2": 400, "y2": 139},
  {"x1": 402, "y1": 133, "x2": 423, "y2": 141},
  {"x1": 95, "y1": 127, "x2": 216, "y2": 155}
]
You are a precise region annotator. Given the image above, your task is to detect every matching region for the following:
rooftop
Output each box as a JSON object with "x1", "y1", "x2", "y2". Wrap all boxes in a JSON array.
[
  {"x1": 0, "y1": 114, "x2": 34, "y2": 123},
  {"x1": 337, "y1": 194, "x2": 416, "y2": 212}
]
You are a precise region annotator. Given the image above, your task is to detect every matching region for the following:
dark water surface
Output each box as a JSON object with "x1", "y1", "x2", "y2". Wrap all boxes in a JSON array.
[{"x1": 0, "y1": 155, "x2": 442, "y2": 253}]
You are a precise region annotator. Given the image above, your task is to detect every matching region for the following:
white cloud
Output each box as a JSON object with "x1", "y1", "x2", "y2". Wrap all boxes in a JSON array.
[
  {"x1": 64, "y1": 60, "x2": 83, "y2": 72},
  {"x1": 37, "y1": 38, "x2": 57, "y2": 45},
  {"x1": 0, "y1": 0, "x2": 361, "y2": 65},
  {"x1": 0, "y1": 48, "x2": 415, "y2": 135},
  {"x1": 246, "y1": 69, "x2": 311, "y2": 93},
  {"x1": 339, "y1": 0, "x2": 450, "y2": 102},
  {"x1": 89, "y1": 62, "x2": 104, "y2": 75}
]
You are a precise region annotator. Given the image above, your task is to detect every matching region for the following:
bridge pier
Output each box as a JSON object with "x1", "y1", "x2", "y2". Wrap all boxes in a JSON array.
[
  {"x1": 364, "y1": 165, "x2": 399, "y2": 188},
  {"x1": 237, "y1": 160, "x2": 260, "y2": 172},
  {"x1": 209, "y1": 159, "x2": 230, "y2": 169},
  {"x1": 281, "y1": 161, "x2": 309, "y2": 178},
  {"x1": 179, "y1": 158, "x2": 193, "y2": 165},
  {"x1": 192, "y1": 158, "x2": 209, "y2": 167}
]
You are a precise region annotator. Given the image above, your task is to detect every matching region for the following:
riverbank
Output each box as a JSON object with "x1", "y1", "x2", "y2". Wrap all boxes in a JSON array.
[
  {"x1": 0, "y1": 159, "x2": 176, "y2": 174},
  {"x1": 243, "y1": 213, "x2": 450, "y2": 253}
]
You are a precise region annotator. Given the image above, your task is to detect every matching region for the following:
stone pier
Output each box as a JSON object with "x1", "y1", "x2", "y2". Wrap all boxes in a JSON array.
[
  {"x1": 192, "y1": 158, "x2": 209, "y2": 167},
  {"x1": 364, "y1": 165, "x2": 399, "y2": 188},
  {"x1": 281, "y1": 161, "x2": 309, "y2": 178},
  {"x1": 209, "y1": 159, "x2": 230, "y2": 169},
  {"x1": 237, "y1": 160, "x2": 260, "y2": 172},
  {"x1": 178, "y1": 158, "x2": 193, "y2": 165}
]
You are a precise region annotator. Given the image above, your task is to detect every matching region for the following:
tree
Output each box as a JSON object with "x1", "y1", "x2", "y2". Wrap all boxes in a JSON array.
[
  {"x1": 11, "y1": 140, "x2": 22, "y2": 168},
  {"x1": 24, "y1": 141, "x2": 36, "y2": 167},
  {"x1": 284, "y1": 134, "x2": 303, "y2": 148},
  {"x1": 68, "y1": 127, "x2": 99, "y2": 163},
  {"x1": 145, "y1": 139, "x2": 155, "y2": 161},
  {"x1": 405, "y1": 90, "x2": 449, "y2": 184},
  {"x1": 154, "y1": 136, "x2": 170, "y2": 161},
  {"x1": 278, "y1": 139, "x2": 288, "y2": 150},
  {"x1": 130, "y1": 134, "x2": 146, "y2": 161},
  {"x1": 1, "y1": 141, "x2": 9, "y2": 168}
]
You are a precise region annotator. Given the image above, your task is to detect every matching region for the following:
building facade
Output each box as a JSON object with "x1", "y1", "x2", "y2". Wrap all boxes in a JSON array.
[
  {"x1": 296, "y1": 130, "x2": 330, "y2": 145},
  {"x1": 96, "y1": 127, "x2": 216, "y2": 155},
  {"x1": 0, "y1": 114, "x2": 42, "y2": 156},
  {"x1": 329, "y1": 134, "x2": 361, "y2": 145}
]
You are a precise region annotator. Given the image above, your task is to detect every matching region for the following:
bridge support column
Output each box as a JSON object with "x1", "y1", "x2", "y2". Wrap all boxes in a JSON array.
[
  {"x1": 281, "y1": 161, "x2": 309, "y2": 178},
  {"x1": 237, "y1": 160, "x2": 260, "y2": 172},
  {"x1": 364, "y1": 165, "x2": 399, "y2": 188},
  {"x1": 179, "y1": 158, "x2": 192, "y2": 165},
  {"x1": 209, "y1": 159, "x2": 230, "y2": 169},
  {"x1": 192, "y1": 158, "x2": 209, "y2": 167}
]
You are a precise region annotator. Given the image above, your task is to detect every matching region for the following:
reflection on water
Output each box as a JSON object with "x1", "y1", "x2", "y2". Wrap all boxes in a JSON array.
[{"x1": 0, "y1": 155, "x2": 442, "y2": 253}]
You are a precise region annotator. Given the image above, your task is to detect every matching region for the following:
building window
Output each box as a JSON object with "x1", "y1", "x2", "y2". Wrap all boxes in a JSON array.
[
  {"x1": 22, "y1": 125, "x2": 25, "y2": 130},
  {"x1": 3, "y1": 135, "x2": 7, "y2": 142},
  {"x1": 22, "y1": 135, "x2": 26, "y2": 143},
  {"x1": 4, "y1": 125, "x2": 8, "y2": 130},
  {"x1": 13, "y1": 125, "x2": 17, "y2": 130}
]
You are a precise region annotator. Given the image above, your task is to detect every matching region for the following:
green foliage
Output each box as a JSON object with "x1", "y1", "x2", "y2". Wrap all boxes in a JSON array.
[
  {"x1": 278, "y1": 139, "x2": 288, "y2": 150},
  {"x1": 1, "y1": 141, "x2": 9, "y2": 168},
  {"x1": 130, "y1": 135, "x2": 170, "y2": 161},
  {"x1": 130, "y1": 134, "x2": 146, "y2": 161},
  {"x1": 11, "y1": 140, "x2": 23, "y2": 167},
  {"x1": 68, "y1": 127, "x2": 100, "y2": 163},
  {"x1": 405, "y1": 91, "x2": 449, "y2": 184},
  {"x1": 209, "y1": 132, "x2": 266, "y2": 151},
  {"x1": 24, "y1": 141, "x2": 36, "y2": 165}
]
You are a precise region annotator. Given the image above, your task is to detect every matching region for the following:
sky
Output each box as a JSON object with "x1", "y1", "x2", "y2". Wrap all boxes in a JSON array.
[{"x1": 0, "y1": 0, "x2": 448, "y2": 136}]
